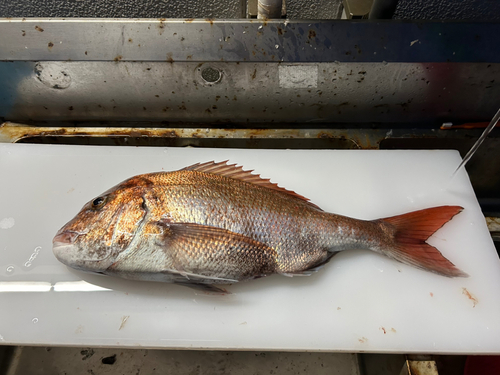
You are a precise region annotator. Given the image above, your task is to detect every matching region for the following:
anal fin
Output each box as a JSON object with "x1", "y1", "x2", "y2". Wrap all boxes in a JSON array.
[
  {"x1": 280, "y1": 252, "x2": 338, "y2": 277},
  {"x1": 175, "y1": 282, "x2": 231, "y2": 294}
]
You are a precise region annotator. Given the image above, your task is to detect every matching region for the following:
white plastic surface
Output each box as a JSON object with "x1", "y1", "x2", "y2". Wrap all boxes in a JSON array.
[{"x1": 1, "y1": 144, "x2": 500, "y2": 353}]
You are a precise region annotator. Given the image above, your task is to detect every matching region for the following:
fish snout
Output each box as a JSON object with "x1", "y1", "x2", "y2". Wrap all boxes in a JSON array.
[{"x1": 52, "y1": 230, "x2": 82, "y2": 247}]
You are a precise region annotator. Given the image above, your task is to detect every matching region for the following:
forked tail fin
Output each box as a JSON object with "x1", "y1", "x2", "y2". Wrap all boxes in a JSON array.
[{"x1": 379, "y1": 206, "x2": 468, "y2": 277}]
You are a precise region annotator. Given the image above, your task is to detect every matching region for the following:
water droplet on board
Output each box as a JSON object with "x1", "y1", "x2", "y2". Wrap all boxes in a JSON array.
[
  {"x1": 6, "y1": 265, "x2": 14, "y2": 273},
  {"x1": 32, "y1": 318, "x2": 39, "y2": 324},
  {"x1": 0, "y1": 217, "x2": 15, "y2": 229}
]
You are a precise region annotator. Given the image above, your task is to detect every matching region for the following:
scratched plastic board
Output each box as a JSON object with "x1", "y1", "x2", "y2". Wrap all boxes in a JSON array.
[{"x1": 1, "y1": 144, "x2": 500, "y2": 353}]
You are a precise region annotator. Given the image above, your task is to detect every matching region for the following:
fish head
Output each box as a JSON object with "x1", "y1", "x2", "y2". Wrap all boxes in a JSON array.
[{"x1": 52, "y1": 176, "x2": 152, "y2": 273}]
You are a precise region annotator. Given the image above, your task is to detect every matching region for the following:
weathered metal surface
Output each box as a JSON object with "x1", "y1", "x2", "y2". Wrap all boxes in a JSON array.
[
  {"x1": 486, "y1": 217, "x2": 500, "y2": 241},
  {"x1": 1, "y1": 61, "x2": 499, "y2": 124},
  {"x1": 286, "y1": 0, "x2": 343, "y2": 19},
  {"x1": 0, "y1": 19, "x2": 499, "y2": 63},
  {"x1": 0, "y1": 122, "x2": 365, "y2": 148},
  {"x1": 0, "y1": 346, "x2": 362, "y2": 375},
  {"x1": 0, "y1": 0, "x2": 341, "y2": 20},
  {"x1": 343, "y1": 0, "x2": 372, "y2": 19},
  {"x1": 394, "y1": 0, "x2": 500, "y2": 21},
  {"x1": 404, "y1": 360, "x2": 439, "y2": 375},
  {"x1": 258, "y1": 0, "x2": 282, "y2": 19},
  {"x1": 0, "y1": 0, "x2": 247, "y2": 19},
  {"x1": 1, "y1": 121, "x2": 495, "y2": 149}
]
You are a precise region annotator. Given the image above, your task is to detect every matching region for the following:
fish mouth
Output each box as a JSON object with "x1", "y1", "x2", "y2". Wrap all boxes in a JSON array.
[
  {"x1": 53, "y1": 230, "x2": 81, "y2": 248},
  {"x1": 52, "y1": 229, "x2": 113, "y2": 266}
]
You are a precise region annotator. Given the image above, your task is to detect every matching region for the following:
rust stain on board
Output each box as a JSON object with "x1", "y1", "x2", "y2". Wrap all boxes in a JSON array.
[
  {"x1": 158, "y1": 18, "x2": 166, "y2": 35},
  {"x1": 380, "y1": 327, "x2": 396, "y2": 334},
  {"x1": 358, "y1": 337, "x2": 368, "y2": 343},
  {"x1": 462, "y1": 288, "x2": 478, "y2": 307}
]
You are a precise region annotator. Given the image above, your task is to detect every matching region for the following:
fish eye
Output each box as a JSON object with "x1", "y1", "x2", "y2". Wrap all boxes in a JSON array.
[{"x1": 91, "y1": 196, "x2": 106, "y2": 209}]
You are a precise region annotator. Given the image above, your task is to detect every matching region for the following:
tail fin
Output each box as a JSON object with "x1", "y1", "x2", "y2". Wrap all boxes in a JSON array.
[{"x1": 379, "y1": 206, "x2": 468, "y2": 277}]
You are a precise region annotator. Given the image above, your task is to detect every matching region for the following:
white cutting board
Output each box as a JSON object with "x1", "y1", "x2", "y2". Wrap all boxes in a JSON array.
[{"x1": 0, "y1": 144, "x2": 499, "y2": 353}]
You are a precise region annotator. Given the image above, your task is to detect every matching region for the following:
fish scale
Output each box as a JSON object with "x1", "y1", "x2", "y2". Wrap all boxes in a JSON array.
[{"x1": 143, "y1": 174, "x2": 333, "y2": 273}]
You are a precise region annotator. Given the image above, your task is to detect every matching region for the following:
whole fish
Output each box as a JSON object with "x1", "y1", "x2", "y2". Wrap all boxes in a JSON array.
[{"x1": 53, "y1": 161, "x2": 467, "y2": 293}]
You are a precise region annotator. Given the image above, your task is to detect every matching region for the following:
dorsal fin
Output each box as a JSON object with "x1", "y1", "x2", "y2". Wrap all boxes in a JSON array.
[{"x1": 180, "y1": 160, "x2": 322, "y2": 210}]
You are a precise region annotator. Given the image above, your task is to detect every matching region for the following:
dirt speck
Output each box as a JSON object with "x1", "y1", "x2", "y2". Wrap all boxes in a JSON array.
[
  {"x1": 101, "y1": 354, "x2": 117, "y2": 365},
  {"x1": 48, "y1": 42, "x2": 54, "y2": 48},
  {"x1": 35, "y1": 25, "x2": 44, "y2": 32},
  {"x1": 81, "y1": 349, "x2": 95, "y2": 360},
  {"x1": 358, "y1": 337, "x2": 368, "y2": 343},
  {"x1": 114, "y1": 55, "x2": 122, "y2": 62}
]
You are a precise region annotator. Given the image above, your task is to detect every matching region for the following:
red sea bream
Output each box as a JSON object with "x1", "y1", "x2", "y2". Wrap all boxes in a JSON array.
[{"x1": 53, "y1": 161, "x2": 467, "y2": 292}]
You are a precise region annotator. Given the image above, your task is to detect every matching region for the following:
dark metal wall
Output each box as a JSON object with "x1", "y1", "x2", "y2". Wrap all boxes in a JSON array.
[{"x1": 1, "y1": 20, "x2": 499, "y2": 125}]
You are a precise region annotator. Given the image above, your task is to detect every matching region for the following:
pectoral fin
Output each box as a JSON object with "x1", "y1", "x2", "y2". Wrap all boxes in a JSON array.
[{"x1": 158, "y1": 222, "x2": 278, "y2": 281}]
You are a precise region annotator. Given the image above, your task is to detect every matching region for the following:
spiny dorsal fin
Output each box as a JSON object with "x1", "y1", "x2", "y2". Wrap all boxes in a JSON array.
[{"x1": 180, "y1": 160, "x2": 322, "y2": 210}]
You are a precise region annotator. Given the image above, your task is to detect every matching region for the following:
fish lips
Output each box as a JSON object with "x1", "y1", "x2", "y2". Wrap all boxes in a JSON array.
[{"x1": 52, "y1": 229, "x2": 113, "y2": 268}]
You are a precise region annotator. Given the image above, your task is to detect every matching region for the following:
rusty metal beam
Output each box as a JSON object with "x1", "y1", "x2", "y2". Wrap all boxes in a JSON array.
[
  {"x1": 1, "y1": 122, "x2": 495, "y2": 150},
  {"x1": 0, "y1": 122, "x2": 387, "y2": 148}
]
